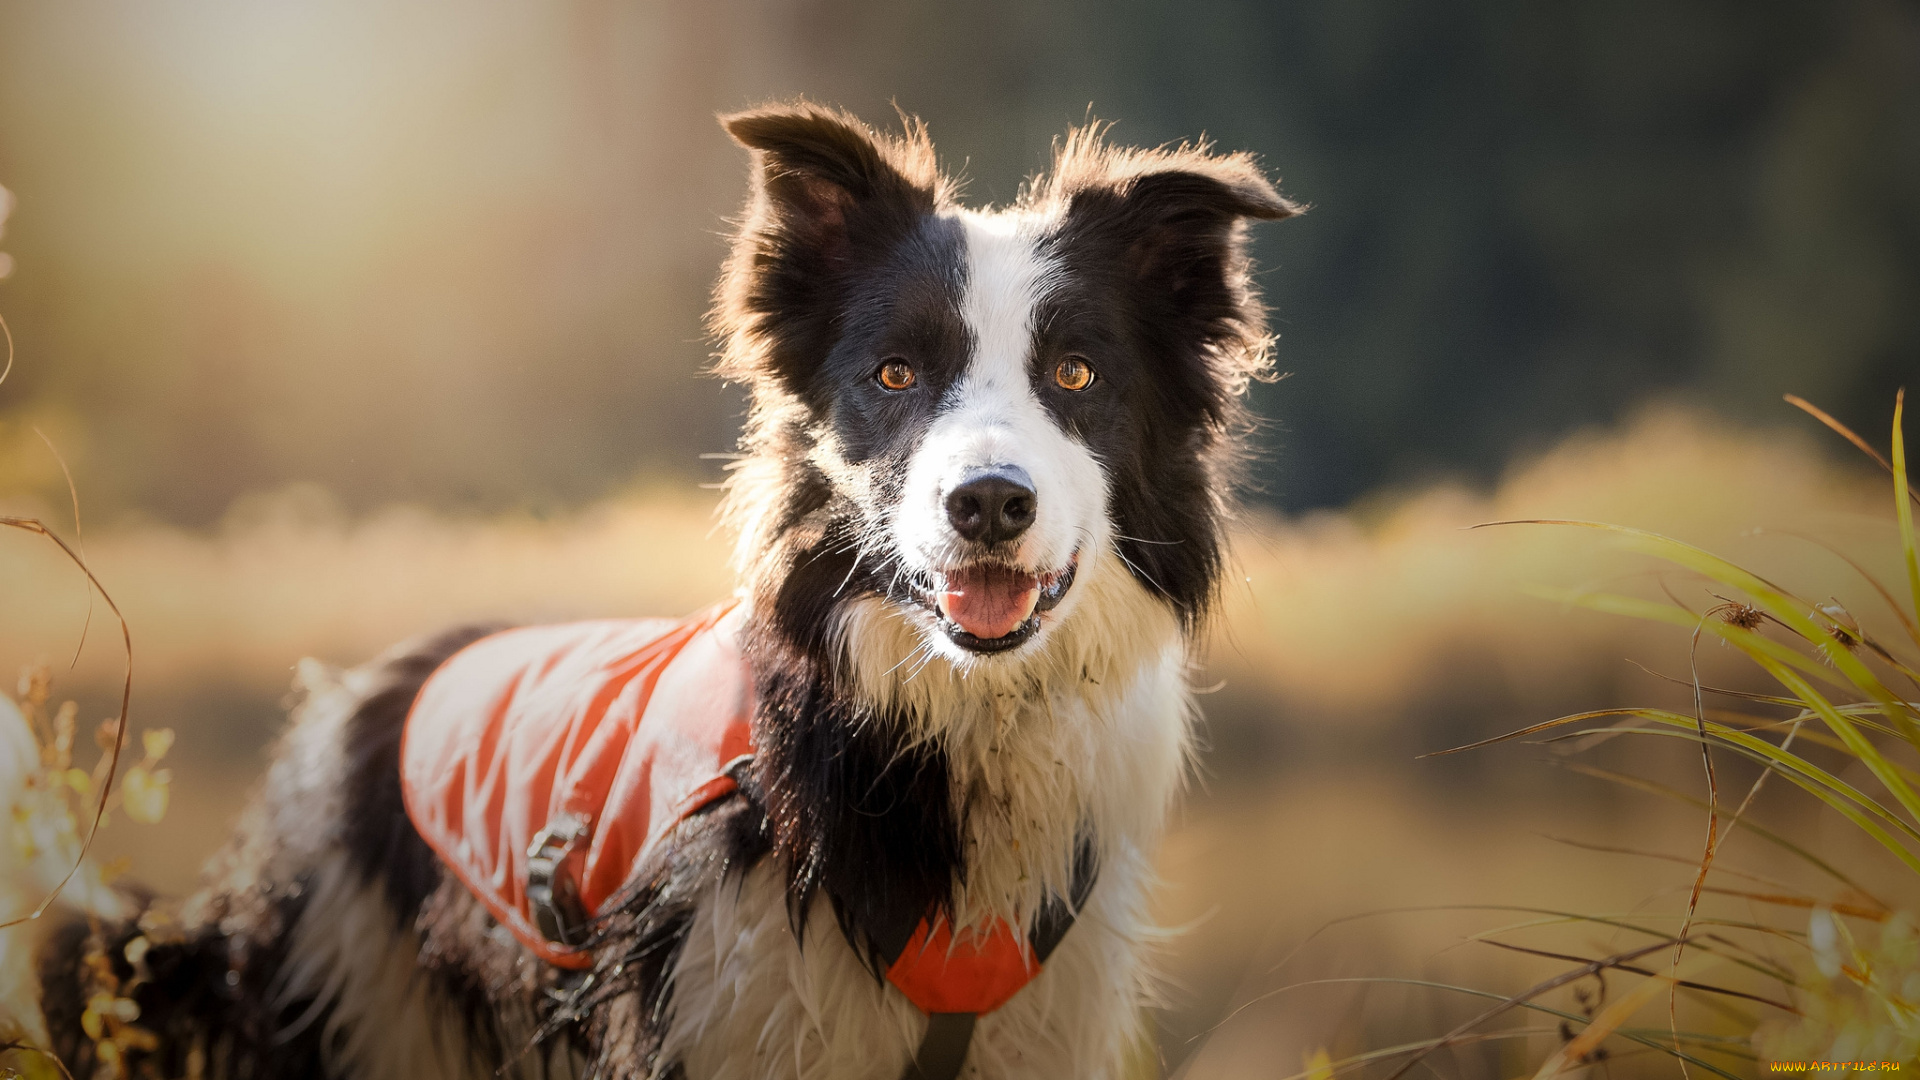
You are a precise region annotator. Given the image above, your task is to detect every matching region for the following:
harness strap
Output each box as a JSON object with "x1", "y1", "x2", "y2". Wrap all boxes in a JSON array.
[
  {"x1": 526, "y1": 756, "x2": 757, "y2": 951},
  {"x1": 903, "y1": 1014, "x2": 977, "y2": 1080},
  {"x1": 879, "y1": 842, "x2": 1099, "y2": 1080}
]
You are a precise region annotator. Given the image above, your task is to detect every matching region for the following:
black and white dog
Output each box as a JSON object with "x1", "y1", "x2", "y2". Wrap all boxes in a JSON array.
[{"x1": 22, "y1": 104, "x2": 1295, "y2": 1079}]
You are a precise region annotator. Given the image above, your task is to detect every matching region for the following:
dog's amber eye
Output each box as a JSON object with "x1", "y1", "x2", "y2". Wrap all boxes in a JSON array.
[
  {"x1": 877, "y1": 360, "x2": 916, "y2": 391},
  {"x1": 1053, "y1": 356, "x2": 1095, "y2": 391}
]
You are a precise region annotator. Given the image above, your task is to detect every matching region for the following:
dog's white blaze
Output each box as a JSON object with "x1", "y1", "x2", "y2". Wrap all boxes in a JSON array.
[{"x1": 890, "y1": 210, "x2": 1110, "y2": 663}]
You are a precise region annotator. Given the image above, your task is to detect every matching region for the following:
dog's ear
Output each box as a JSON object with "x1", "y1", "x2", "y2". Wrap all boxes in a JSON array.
[
  {"x1": 1041, "y1": 128, "x2": 1299, "y2": 393},
  {"x1": 714, "y1": 105, "x2": 947, "y2": 389},
  {"x1": 1084, "y1": 167, "x2": 1295, "y2": 295},
  {"x1": 722, "y1": 104, "x2": 943, "y2": 264},
  {"x1": 1047, "y1": 129, "x2": 1299, "y2": 302}
]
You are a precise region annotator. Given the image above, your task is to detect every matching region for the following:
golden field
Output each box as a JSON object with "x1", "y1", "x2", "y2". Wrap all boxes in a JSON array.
[{"x1": 4, "y1": 403, "x2": 1912, "y2": 1074}]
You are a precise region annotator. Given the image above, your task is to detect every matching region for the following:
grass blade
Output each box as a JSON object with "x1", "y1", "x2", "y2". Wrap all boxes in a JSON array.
[
  {"x1": 1544, "y1": 712, "x2": 1920, "y2": 846},
  {"x1": 1765, "y1": 527, "x2": 1920, "y2": 649},
  {"x1": 1524, "y1": 587, "x2": 1856, "y2": 695},
  {"x1": 1534, "y1": 963, "x2": 1710, "y2": 1080},
  {"x1": 1755, "y1": 655, "x2": 1920, "y2": 834},
  {"x1": 0, "y1": 517, "x2": 134, "y2": 932},
  {"x1": 1232, "y1": 977, "x2": 1746, "y2": 1080},
  {"x1": 1557, "y1": 762, "x2": 1883, "y2": 903},
  {"x1": 1476, "y1": 939, "x2": 1794, "y2": 1013},
  {"x1": 1895, "y1": 390, "x2": 1920, "y2": 655},
  {"x1": 1510, "y1": 523, "x2": 1920, "y2": 752},
  {"x1": 1549, "y1": 725, "x2": 1920, "y2": 874},
  {"x1": 1381, "y1": 937, "x2": 1687, "y2": 1080}
]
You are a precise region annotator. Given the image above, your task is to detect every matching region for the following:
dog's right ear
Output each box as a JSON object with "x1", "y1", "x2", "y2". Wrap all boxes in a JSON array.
[
  {"x1": 715, "y1": 105, "x2": 947, "y2": 391},
  {"x1": 721, "y1": 104, "x2": 943, "y2": 264}
]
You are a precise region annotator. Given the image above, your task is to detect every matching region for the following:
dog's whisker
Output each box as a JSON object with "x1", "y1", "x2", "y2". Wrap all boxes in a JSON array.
[
  {"x1": 1113, "y1": 533, "x2": 1184, "y2": 546},
  {"x1": 1109, "y1": 545, "x2": 1171, "y2": 599},
  {"x1": 879, "y1": 637, "x2": 932, "y2": 680}
]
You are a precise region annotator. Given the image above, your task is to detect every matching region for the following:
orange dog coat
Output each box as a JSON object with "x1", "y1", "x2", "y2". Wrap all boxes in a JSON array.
[
  {"x1": 400, "y1": 605, "x2": 753, "y2": 969},
  {"x1": 399, "y1": 604, "x2": 1052, "y2": 1019}
]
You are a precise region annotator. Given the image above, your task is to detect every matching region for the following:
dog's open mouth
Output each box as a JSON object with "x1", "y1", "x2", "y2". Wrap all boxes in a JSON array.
[{"x1": 924, "y1": 552, "x2": 1078, "y2": 654}]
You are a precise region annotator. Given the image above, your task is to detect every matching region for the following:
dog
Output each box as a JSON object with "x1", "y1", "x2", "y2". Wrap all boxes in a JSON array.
[{"x1": 19, "y1": 103, "x2": 1296, "y2": 1079}]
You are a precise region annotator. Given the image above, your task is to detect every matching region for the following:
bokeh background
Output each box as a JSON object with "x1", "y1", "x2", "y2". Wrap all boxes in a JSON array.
[{"x1": 3, "y1": 2, "x2": 1918, "y2": 1075}]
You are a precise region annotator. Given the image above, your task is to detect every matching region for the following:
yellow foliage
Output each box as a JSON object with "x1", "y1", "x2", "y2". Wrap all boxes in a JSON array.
[
  {"x1": 139, "y1": 728, "x2": 173, "y2": 762},
  {"x1": 1, "y1": 666, "x2": 171, "y2": 1079},
  {"x1": 1756, "y1": 911, "x2": 1920, "y2": 1064},
  {"x1": 119, "y1": 766, "x2": 169, "y2": 825}
]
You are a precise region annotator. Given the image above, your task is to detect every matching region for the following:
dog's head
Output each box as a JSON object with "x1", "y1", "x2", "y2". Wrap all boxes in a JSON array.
[{"x1": 715, "y1": 104, "x2": 1296, "y2": 697}]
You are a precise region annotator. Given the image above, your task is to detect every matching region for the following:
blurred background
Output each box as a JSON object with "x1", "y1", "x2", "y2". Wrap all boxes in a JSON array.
[{"x1": 3, "y1": 1, "x2": 1918, "y2": 1074}]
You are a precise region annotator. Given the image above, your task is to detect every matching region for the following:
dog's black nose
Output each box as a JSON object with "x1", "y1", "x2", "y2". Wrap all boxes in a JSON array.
[{"x1": 946, "y1": 468, "x2": 1037, "y2": 545}]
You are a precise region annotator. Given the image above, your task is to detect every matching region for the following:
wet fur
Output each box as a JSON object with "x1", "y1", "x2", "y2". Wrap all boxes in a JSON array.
[{"x1": 25, "y1": 103, "x2": 1294, "y2": 1079}]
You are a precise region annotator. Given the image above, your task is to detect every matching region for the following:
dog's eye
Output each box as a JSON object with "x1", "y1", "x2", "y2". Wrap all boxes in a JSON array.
[
  {"x1": 876, "y1": 359, "x2": 916, "y2": 391},
  {"x1": 1053, "y1": 356, "x2": 1095, "y2": 392}
]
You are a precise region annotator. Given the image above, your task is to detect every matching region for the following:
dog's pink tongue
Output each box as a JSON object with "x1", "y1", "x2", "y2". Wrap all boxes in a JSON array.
[{"x1": 938, "y1": 565, "x2": 1040, "y2": 640}]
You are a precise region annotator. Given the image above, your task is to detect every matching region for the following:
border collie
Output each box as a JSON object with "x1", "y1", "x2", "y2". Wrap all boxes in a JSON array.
[{"x1": 18, "y1": 103, "x2": 1295, "y2": 1079}]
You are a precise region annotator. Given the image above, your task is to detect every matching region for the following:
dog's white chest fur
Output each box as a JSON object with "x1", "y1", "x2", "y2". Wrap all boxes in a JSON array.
[{"x1": 663, "y1": 597, "x2": 1191, "y2": 1080}]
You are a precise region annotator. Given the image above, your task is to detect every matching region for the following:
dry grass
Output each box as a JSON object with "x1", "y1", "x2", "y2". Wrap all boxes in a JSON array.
[{"x1": 1186, "y1": 397, "x2": 1920, "y2": 1077}]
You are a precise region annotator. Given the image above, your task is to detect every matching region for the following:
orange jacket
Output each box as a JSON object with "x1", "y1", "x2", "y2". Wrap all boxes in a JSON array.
[
  {"x1": 401, "y1": 605, "x2": 753, "y2": 969},
  {"x1": 399, "y1": 603, "x2": 1051, "y2": 1017}
]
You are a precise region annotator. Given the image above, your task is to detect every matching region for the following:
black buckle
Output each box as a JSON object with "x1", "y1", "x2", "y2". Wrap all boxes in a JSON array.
[{"x1": 526, "y1": 812, "x2": 591, "y2": 947}]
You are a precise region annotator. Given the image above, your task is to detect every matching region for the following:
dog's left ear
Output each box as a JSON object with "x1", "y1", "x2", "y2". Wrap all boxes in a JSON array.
[{"x1": 1048, "y1": 132, "x2": 1300, "y2": 302}]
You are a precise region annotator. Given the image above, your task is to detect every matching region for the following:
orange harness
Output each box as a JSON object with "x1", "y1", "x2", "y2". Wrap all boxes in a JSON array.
[{"x1": 398, "y1": 605, "x2": 1064, "y2": 1043}]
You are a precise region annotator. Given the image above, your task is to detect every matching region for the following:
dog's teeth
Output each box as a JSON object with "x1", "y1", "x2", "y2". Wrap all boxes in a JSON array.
[{"x1": 1017, "y1": 589, "x2": 1040, "y2": 622}]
